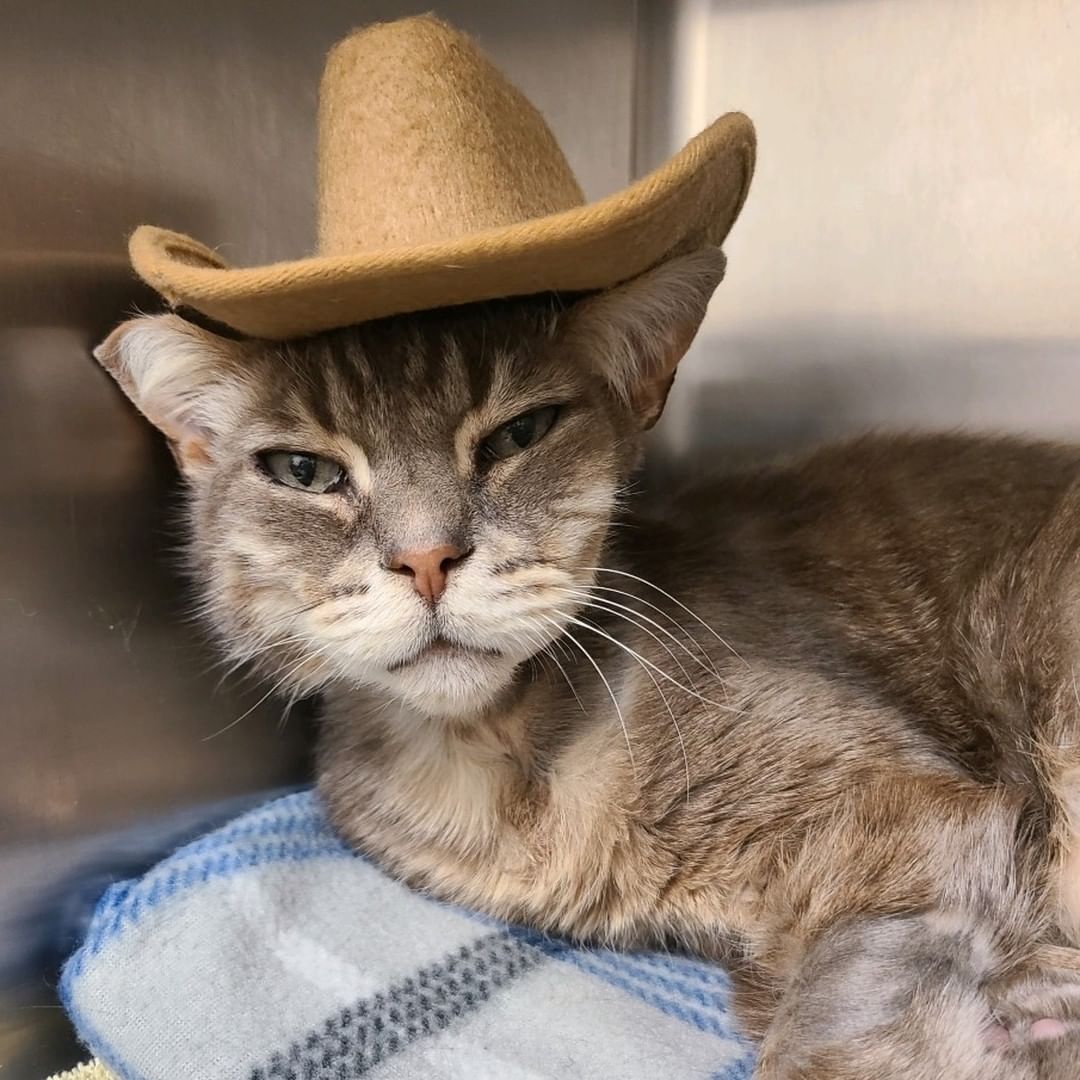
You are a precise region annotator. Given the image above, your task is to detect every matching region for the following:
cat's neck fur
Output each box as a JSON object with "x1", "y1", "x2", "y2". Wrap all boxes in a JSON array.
[{"x1": 316, "y1": 528, "x2": 682, "y2": 944}]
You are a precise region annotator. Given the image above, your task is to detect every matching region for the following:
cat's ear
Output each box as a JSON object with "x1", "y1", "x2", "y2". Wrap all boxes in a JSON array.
[
  {"x1": 564, "y1": 247, "x2": 727, "y2": 429},
  {"x1": 94, "y1": 314, "x2": 252, "y2": 474}
]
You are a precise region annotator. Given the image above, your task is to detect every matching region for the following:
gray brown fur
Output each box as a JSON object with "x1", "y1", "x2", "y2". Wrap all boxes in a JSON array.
[{"x1": 96, "y1": 249, "x2": 1080, "y2": 1075}]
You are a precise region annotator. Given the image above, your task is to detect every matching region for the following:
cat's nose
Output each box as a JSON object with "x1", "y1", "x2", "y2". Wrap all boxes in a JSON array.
[{"x1": 387, "y1": 544, "x2": 470, "y2": 604}]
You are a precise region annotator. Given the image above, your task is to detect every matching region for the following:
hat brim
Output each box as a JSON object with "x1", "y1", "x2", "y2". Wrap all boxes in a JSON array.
[{"x1": 130, "y1": 113, "x2": 755, "y2": 341}]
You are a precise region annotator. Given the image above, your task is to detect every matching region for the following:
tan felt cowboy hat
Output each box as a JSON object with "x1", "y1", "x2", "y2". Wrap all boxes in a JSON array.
[{"x1": 129, "y1": 15, "x2": 756, "y2": 341}]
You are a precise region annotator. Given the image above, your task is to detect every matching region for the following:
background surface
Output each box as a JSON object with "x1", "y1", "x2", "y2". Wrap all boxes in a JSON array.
[{"x1": 641, "y1": 0, "x2": 1080, "y2": 461}]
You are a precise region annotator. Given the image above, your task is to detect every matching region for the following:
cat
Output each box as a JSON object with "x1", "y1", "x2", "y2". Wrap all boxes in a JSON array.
[{"x1": 95, "y1": 247, "x2": 1080, "y2": 1077}]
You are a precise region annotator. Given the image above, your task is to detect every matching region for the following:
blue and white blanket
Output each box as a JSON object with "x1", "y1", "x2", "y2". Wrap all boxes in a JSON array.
[{"x1": 62, "y1": 790, "x2": 756, "y2": 1079}]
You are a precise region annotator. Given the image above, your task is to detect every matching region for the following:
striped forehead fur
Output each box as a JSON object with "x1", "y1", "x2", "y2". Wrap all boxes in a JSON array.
[{"x1": 267, "y1": 293, "x2": 567, "y2": 440}]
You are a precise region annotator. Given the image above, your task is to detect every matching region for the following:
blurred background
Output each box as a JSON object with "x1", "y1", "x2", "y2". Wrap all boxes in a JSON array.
[{"x1": 1, "y1": 0, "x2": 1077, "y2": 1074}]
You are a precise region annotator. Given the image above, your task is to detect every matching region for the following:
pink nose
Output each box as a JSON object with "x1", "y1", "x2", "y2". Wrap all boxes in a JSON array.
[{"x1": 388, "y1": 544, "x2": 469, "y2": 603}]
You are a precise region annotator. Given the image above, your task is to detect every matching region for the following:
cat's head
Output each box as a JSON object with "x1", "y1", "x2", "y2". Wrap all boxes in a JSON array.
[{"x1": 94, "y1": 249, "x2": 724, "y2": 718}]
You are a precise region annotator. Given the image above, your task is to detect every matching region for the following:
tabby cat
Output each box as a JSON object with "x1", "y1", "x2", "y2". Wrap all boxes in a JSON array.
[{"x1": 96, "y1": 248, "x2": 1080, "y2": 1076}]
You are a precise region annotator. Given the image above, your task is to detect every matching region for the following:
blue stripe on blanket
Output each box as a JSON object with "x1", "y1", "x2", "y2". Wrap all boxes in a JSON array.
[
  {"x1": 507, "y1": 925, "x2": 748, "y2": 1045},
  {"x1": 67, "y1": 836, "x2": 352, "y2": 974}
]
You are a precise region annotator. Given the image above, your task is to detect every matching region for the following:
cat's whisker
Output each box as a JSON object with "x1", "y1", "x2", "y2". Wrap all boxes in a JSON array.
[
  {"x1": 542, "y1": 600, "x2": 692, "y2": 802},
  {"x1": 513, "y1": 615, "x2": 551, "y2": 656},
  {"x1": 537, "y1": 613, "x2": 638, "y2": 776},
  {"x1": 287, "y1": 658, "x2": 333, "y2": 714},
  {"x1": 519, "y1": 619, "x2": 577, "y2": 667},
  {"x1": 216, "y1": 632, "x2": 316, "y2": 686},
  {"x1": 519, "y1": 616, "x2": 589, "y2": 717},
  {"x1": 241, "y1": 632, "x2": 314, "y2": 662},
  {"x1": 585, "y1": 566, "x2": 748, "y2": 667},
  {"x1": 619, "y1": 634, "x2": 692, "y2": 806},
  {"x1": 367, "y1": 698, "x2": 399, "y2": 721},
  {"x1": 563, "y1": 596, "x2": 699, "y2": 691},
  {"x1": 195, "y1": 647, "x2": 260, "y2": 687},
  {"x1": 194, "y1": 592, "x2": 328, "y2": 634},
  {"x1": 523, "y1": 632, "x2": 554, "y2": 683},
  {"x1": 277, "y1": 659, "x2": 333, "y2": 732},
  {"x1": 202, "y1": 652, "x2": 324, "y2": 742},
  {"x1": 582, "y1": 584, "x2": 722, "y2": 678},
  {"x1": 201, "y1": 595, "x2": 334, "y2": 681},
  {"x1": 211, "y1": 608, "x2": 329, "y2": 673},
  {"x1": 560, "y1": 613, "x2": 745, "y2": 716},
  {"x1": 556, "y1": 587, "x2": 720, "y2": 687},
  {"x1": 545, "y1": 648, "x2": 588, "y2": 717}
]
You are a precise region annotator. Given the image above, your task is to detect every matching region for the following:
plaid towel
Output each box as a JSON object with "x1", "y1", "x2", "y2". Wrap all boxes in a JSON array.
[{"x1": 61, "y1": 791, "x2": 756, "y2": 1080}]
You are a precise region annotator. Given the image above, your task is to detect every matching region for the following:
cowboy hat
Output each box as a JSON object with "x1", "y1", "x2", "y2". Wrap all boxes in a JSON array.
[{"x1": 128, "y1": 15, "x2": 756, "y2": 341}]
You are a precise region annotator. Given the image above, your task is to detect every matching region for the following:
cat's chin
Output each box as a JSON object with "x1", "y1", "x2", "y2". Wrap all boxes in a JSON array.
[{"x1": 372, "y1": 648, "x2": 520, "y2": 720}]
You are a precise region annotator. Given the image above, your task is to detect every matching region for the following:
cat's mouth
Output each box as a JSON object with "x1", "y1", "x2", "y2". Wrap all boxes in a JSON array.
[{"x1": 388, "y1": 635, "x2": 502, "y2": 671}]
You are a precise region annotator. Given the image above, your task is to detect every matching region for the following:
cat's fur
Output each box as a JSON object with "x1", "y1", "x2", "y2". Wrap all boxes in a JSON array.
[{"x1": 96, "y1": 249, "x2": 1080, "y2": 1075}]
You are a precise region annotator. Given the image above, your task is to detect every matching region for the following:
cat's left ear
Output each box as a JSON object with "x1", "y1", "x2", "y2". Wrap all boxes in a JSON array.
[
  {"x1": 94, "y1": 313, "x2": 252, "y2": 474},
  {"x1": 563, "y1": 247, "x2": 727, "y2": 429}
]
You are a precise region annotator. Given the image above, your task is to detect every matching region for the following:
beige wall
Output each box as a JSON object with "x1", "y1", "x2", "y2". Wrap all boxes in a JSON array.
[{"x1": 639, "y1": 0, "x2": 1080, "y2": 457}]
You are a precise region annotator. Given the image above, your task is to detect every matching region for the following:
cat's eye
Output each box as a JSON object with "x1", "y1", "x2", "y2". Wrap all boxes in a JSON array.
[
  {"x1": 481, "y1": 405, "x2": 559, "y2": 462},
  {"x1": 258, "y1": 451, "x2": 346, "y2": 493}
]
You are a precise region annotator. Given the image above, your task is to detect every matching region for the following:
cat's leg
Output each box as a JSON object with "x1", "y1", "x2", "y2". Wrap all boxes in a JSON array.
[
  {"x1": 728, "y1": 771, "x2": 1073, "y2": 1076},
  {"x1": 1051, "y1": 765, "x2": 1080, "y2": 942},
  {"x1": 1017, "y1": 667, "x2": 1080, "y2": 944},
  {"x1": 751, "y1": 912, "x2": 1080, "y2": 1080},
  {"x1": 1035, "y1": 688, "x2": 1080, "y2": 942}
]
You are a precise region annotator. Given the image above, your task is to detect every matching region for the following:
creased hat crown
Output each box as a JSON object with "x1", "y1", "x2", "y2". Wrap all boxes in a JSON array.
[{"x1": 318, "y1": 16, "x2": 586, "y2": 254}]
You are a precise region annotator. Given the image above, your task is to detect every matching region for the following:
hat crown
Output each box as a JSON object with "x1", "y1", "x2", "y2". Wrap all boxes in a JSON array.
[{"x1": 317, "y1": 16, "x2": 586, "y2": 255}]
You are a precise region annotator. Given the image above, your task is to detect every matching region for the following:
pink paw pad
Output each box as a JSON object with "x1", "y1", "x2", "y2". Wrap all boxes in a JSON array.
[{"x1": 985, "y1": 1018, "x2": 1070, "y2": 1049}]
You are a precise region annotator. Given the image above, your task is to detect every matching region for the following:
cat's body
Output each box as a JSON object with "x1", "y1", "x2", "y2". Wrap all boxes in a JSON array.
[
  {"x1": 318, "y1": 433, "x2": 1080, "y2": 1076},
  {"x1": 96, "y1": 249, "x2": 1080, "y2": 1076}
]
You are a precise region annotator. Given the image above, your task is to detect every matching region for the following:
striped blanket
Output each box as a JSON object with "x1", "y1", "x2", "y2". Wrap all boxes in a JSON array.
[{"x1": 61, "y1": 790, "x2": 756, "y2": 1079}]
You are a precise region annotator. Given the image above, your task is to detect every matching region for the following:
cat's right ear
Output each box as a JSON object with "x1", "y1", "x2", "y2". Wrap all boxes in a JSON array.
[
  {"x1": 94, "y1": 314, "x2": 250, "y2": 475},
  {"x1": 562, "y1": 247, "x2": 727, "y2": 430}
]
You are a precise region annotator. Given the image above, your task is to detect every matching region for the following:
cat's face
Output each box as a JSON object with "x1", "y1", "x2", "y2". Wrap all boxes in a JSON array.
[
  {"x1": 95, "y1": 250, "x2": 725, "y2": 718},
  {"x1": 167, "y1": 301, "x2": 631, "y2": 718}
]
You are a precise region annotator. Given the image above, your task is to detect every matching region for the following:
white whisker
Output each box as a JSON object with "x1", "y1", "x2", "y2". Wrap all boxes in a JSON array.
[
  {"x1": 202, "y1": 652, "x2": 323, "y2": 742},
  {"x1": 565, "y1": 597, "x2": 698, "y2": 690},
  {"x1": 558, "y1": 587, "x2": 718, "y2": 687},
  {"x1": 520, "y1": 616, "x2": 588, "y2": 717},
  {"x1": 561, "y1": 613, "x2": 744, "y2": 716},
  {"x1": 585, "y1": 566, "x2": 747, "y2": 667},
  {"x1": 583, "y1": 584, "x2": 721, "y2": 677},
  {"x1": 537, "y1": 613, "x2": 637, "y2": 776},
  {"x1": 215, "y1": 632, "x2": 315, "y2": 688},
  {"x1": 623, "y1": 639, "x2": 692, "y2": 805}
]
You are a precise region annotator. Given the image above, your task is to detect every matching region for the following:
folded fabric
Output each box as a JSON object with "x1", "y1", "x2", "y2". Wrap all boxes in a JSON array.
[{"x1": 61, "y1": 790, "x2": 756, "y2": 1079}]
